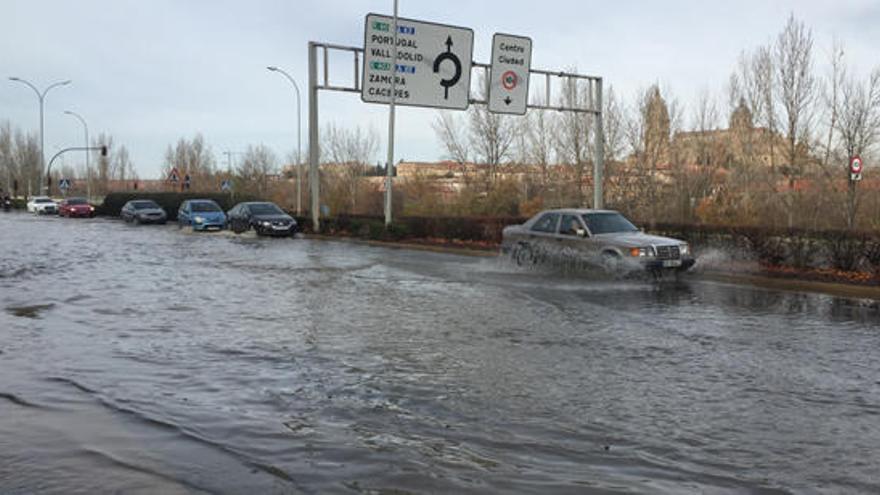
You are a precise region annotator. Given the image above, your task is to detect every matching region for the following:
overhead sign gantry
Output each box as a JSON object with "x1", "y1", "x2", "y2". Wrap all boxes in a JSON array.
[{"x1": 306, "y1": 13, "x2": 604, "y2": 233}]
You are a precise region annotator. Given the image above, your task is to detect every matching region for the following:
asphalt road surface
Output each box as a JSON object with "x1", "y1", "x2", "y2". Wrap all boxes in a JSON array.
[{"x1": 2, "y1": 212, "x2": 879, "y2": 494}]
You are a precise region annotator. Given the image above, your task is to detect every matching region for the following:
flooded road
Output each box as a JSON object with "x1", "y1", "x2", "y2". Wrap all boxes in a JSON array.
[{"x1": 2, "y1": 212, "x2": 880, "y2": 494}]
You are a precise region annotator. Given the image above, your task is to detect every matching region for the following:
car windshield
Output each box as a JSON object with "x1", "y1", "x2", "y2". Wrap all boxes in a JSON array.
[
  {"x1": 581, "y1": 212, "x2": 639, "y2": 235},
  {"x1": 248, "y1": 203, "x2": 284, "y2": 215},
  {"x1": 132, "y1": 201, "x2": 160, "y2": 210},
  {"x1": 67, "y1": 198, "x2": 88, "y2": 205},
  {"x1": 191, "y1": 202, "x2": 222, "y2": 212},
  {"x1": 35, "y1": 198, "x2": 53, "y2": 203}
]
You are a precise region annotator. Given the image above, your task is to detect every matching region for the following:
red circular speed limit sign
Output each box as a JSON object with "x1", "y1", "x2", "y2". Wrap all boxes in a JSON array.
[
  {"x1": 501, "y1": 70, "x2": 518, "y2": 90},
  {"x1": 850, "y1": 156, "x2": 863, "y2": 174}
]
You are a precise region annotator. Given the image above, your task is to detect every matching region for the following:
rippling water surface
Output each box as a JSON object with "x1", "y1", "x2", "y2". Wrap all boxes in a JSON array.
[{"x1": 2, "y1": 212, "x2": 880, "y2": 494}]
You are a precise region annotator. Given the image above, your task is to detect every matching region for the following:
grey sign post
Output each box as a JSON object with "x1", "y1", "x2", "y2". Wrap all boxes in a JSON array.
[{"x1": 385, "y1": 2, "x2": 399, "y2": 227}]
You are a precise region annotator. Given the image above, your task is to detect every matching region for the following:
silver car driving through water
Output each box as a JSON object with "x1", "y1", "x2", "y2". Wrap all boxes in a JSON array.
[{"x1": 502, "y1": 209, "x2": 696, "y2": 275}]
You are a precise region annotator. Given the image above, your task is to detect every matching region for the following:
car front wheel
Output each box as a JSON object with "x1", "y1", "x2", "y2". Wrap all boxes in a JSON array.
[
  {"x1": 601, "y1": 252, "x2": 622, "y2": 276},
  {"x1": 513, "y1": 243, "x2": 536, "y2": 267}
]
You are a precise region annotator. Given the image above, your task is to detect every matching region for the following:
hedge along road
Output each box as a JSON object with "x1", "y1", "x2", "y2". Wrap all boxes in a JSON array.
[{"x1": 2, "y1": 212, "x2": 880, "y2": 494}]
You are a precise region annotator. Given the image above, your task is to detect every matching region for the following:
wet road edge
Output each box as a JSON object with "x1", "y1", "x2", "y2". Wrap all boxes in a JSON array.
[{"x1": 306, "y1": 234, "x2": 880, "y2": 301}]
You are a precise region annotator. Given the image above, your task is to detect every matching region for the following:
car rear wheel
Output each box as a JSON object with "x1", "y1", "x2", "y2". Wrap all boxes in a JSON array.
[{"x1": 232, "y1": 219, "x2": 246, "y2": 234}]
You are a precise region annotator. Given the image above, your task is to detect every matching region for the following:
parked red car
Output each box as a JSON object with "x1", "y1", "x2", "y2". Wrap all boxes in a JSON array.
[{"x1": 59, "y1": 197, "x2": 95, "y2": 218}]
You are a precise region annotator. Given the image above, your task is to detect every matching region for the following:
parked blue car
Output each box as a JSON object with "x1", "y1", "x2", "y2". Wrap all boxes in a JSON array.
[{"x1": 178, "y1": 199, "x2": 226, "y2": 231}]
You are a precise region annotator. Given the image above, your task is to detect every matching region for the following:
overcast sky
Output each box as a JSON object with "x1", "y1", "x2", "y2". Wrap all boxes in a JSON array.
[{"x1": 2, "y1": 0, "x2": 878, "y2": 178}]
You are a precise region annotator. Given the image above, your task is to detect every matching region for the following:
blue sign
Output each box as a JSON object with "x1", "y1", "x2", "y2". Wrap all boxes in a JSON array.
[
  {"x1": 59, "y1": 178, "x2": 71, "y2": 190},
  {"x1": 221, "y1": 179, "x2": 232, "y2": 192}
]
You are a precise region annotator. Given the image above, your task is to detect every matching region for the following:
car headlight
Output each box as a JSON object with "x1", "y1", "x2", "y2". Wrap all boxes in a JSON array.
[
  {"x1": 680, "y1": 244, "x2": 690, "y2": 256},
  {"x1": 629, "y1": 247, "x2": 655, "y2": 257},
  {"x1": 194, "y1": 216, "x2": 205, "y2": 223},
  {"x1": 261, "y1": 221, "x2": 271, "y2": 227}
]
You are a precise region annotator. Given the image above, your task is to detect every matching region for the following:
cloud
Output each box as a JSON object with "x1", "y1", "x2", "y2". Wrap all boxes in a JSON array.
[{"x1": 1, "y1": 0, "x2": 876, "y2": 178}]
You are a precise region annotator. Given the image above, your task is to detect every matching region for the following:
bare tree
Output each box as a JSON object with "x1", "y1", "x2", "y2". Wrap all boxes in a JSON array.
[
  {"x1": 671, "y1": 90, "x2": 722, "y2": 222},
  {"x1": 523, "y1": 94, "x2": 556, "y2": 185},
  {"x1": 432, "y1": 111, "x2": 470, "y2": 164},
  {"x1": 111, "y1": 146, "x2": 134, "y2": 182},
  {"x1": 555, "y1": 75, "x2": 594, "y2": 205},
  {"x1": 753, "y1": 46, "x2": 778, "y2": 172},
  {"x1": 0, "y1": 122, "x2": 13, "y2": 195},
  {"x1": 0, "y1": 122, "x2": 44, "y2": 199},
  {"x1": 820, "y1": 39, "x2": 846, "y2": 171},
  {"x1": 321, "y1": 123, "x2": 378, "y2": 213},
  {"x1": 775, "y1": 15, "x2": 817, "y2": 226},
  {"x1": 602, "y1": 85, "x2": 626, "y2": 164},
  {"x1": 469, "y1": 74, "x2": 516, "y2": 185},
  {"x1": 18, "y1": 133, "x2": 40, "y2": 198},
  {"x1": 163, "y1": 134, "x2": 216, "y2": 189},
  {"x1": 835, "y1": 67, "x2": 880, "y2": 228},
  {"x1": 237, "y1": 144, "x2": 278, "y2": 197}
]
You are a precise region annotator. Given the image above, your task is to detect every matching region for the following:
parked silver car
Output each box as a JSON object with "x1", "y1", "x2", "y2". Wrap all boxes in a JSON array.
[
  {"x1": 501, "y1": 209, "x2": 696, "y2": 275},
  {"x1": 120, "y1": 199, "x2": 167, "y2": 225}
]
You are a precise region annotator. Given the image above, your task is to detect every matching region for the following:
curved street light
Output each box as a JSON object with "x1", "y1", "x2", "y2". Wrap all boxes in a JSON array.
[
  {"x1": 9, "y1": 77, "x2": 72, "y2": 196},
  {"x1": 267, "y1": 66, "x2": 303, "y2": 216},
  {"x1": 64, "y1": 110, "x2": 90, "y2": 200}
]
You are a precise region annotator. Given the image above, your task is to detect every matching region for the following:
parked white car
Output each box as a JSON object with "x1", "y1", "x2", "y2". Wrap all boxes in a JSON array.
[{"x1": 26, "y1": 196, "x2": 58, "y2": 215}]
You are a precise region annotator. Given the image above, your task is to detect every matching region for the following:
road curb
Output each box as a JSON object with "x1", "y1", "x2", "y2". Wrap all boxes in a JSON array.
[{"x1": 694, "y1": 271, "x2": 880, "y2": 301}]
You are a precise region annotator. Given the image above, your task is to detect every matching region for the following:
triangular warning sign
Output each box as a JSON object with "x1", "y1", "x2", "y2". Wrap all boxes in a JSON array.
[{"x1": 167, "y1": 167, "x2": 180, "y2": 183}]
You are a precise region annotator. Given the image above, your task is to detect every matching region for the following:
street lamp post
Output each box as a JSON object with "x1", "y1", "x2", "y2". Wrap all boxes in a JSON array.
[
  {"x1": 64, "y1": 110, "x2": 90, "y2": 201},
  {"x1": 267, "y1": 66, "x2": 303, "y2": 216},
  {"x1": 8, "y1": 77, "x2": 72, "y2": 196}
]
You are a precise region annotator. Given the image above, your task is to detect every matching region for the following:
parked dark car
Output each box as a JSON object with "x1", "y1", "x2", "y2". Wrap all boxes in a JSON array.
[
  {"x1": 178, "y1": 199, "x2": 226, "y2": 231},
  {"x1": 59, "y1": 197, "x2": 95, "y2": 218},
  {"x1": 120, "y1": 199, "x2": 167, "y2": 224},
  {"x1": 227, "y1": 202, "x2": 296, "y2": 237}
]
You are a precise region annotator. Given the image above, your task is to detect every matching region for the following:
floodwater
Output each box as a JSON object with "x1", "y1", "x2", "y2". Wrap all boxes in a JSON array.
[{"x1": 2, "y1": 211, "x2": 880, "y2": 494}]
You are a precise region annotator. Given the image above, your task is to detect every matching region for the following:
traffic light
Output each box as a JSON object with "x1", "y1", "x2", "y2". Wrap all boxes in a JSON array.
[{"x1": 101, "y1": 145, "x2": 108, "y2": 157}]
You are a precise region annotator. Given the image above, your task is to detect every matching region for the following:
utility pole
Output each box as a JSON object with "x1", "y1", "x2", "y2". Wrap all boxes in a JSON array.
[
  {"x1": 384, "y1": 0, "x2": 399, "y2": 227},
  {"x1": 593, "y1": 77, "x2": 605, "y2": 210},
  {"x1": 308, "y1": 41, "x2": 320, "y2": 232}
]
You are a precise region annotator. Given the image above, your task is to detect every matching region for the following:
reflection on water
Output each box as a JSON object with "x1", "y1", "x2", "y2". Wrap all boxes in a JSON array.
[{"x1": 1, "y1": 212, "x2": 879, "y2": 494}]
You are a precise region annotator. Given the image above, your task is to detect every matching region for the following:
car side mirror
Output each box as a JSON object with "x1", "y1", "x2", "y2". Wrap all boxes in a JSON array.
[{"x1": 576, "y1": 228, "x2": 588, "y2": 238}]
